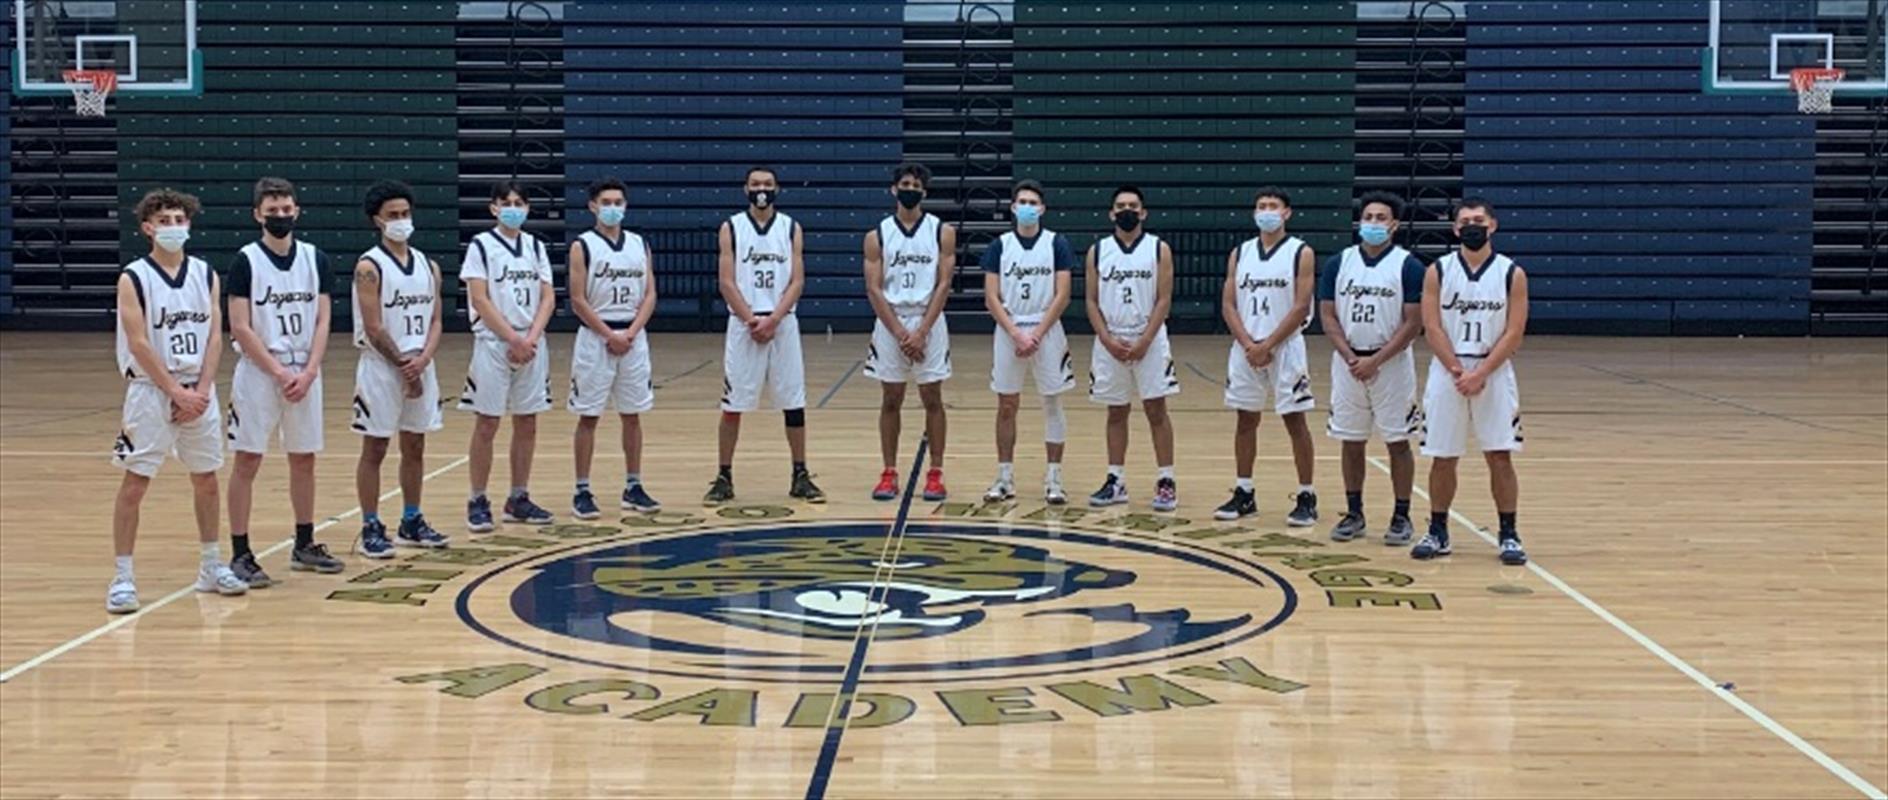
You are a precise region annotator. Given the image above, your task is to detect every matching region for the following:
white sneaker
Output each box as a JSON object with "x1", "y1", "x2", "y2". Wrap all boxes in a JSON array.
[
  {"x1": 106, "y1": 576, "x2": 140, "y2": 614},
  {"x1": 1044, "y1": 476, "x2": 1068, "y2": 505},
  {"x1": 195, "y1": 562, "x2": 249, "y2": 596},
  {"x1": 983, "y1": 477, "x2": 1015, "y2": 503}
]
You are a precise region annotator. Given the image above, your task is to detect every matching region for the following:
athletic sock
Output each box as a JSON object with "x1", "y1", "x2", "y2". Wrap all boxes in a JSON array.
[
  {"x1": 1498, "y1": 512, "x2": 1518, "y2": 539},
  {"x1": 997, "y1": 462, "x2": 1014, "y2": 482},
  {"x1": 1235, "y1": 477, "x2": 1254, "y2": 492},
  {"x1": 1346, "y1": 492, "x2": 1364, "y2": 515},
  {"x1": 403, "y1": 504, "x2": 421, "y2": 521},
  {"x1": 1157, "y1": 466, "x2": 1175, "y2": 481},
  {"x1": 230, "y1": 533, "x2": 252, "y2": 559},
  {"x1": 362, "y1": 511, "x2": 381, "y2": 525},
  {"x1": 1429, "y1": 512, "x2": 1449, "y2": 536},
  {"x1": 294, "y1": 523, "x2": 314, "y2": 550},
  {"x1": 1044, "y1": 463, "x2": 1062, "y2": 482},
  {"x1": 114, "y1": 555, "x2": 134, "y2": 581},
  {"x1": 576, "y1": 478, "x2": 591, "y2": 493},
  {"x1": 1299, "y1": 484, "x2": 1316, "y2": 497},
  {"x1": 1107, "y1": 465, "x2": 1125, "y2": 479},
  {"x1": 624, "y1": 473, "x2": 641, "y2": 488},
  {"x1": 200, "y1": 541, "x2": 220, "y2": 566},
  {"x1": 1393, "y1": 498, "x2": 1411, "y2": 520}
]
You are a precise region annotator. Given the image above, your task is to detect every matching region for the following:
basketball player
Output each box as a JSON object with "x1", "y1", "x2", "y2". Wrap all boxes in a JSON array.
[
  {"x1": 864, "y1": 163, "x2": 956, "y2": 501},
  {"x1": 1086, "y1": 186, "x2": 1181, "y2": 511},
  {"x1": 1320, "y1": 191, "x2": 1426, "y2": 545},
  {"x1": 1415, "y1": 197, "x2": 1529, "y2": 565},
  {"x1": 704, "y1": 166, "x2": 825, "y2": 506},
  {"x1": 1215, "y1": 187, "x2": 1319, "y2": 524},
  {"x1": 351, "y1": 180, "x2": 449, "y2": 558},
  {"x1": 982, "y1": 180, "x2": 1077, "y2": 504},
  {"x1": 223, "y1": 177, "x2": 345, "y2": 588},
  {"x1": 460, "y1": 181, "x2": 557, "y2": 531},
  {"x1": 567, "y1": 177, "x2": 662, "y2": 517},
  {"x1": 107, "y1": 189, "x2": 248, "y2": 613}
]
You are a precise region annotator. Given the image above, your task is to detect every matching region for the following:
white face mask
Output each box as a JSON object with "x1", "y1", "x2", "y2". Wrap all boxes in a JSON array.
[
  {"x1": 153, "y1": 225, "x2": 190, "y2": 253},
  {"x1": 383, "y1": 219, "x2": 415, "y2": 243}
]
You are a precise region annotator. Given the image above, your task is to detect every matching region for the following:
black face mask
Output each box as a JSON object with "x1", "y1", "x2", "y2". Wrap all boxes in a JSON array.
[
  {"x1": 895, "y1": 189, "x2": 924, "y2": 210},
  {"x1": 1114, "y1": 209, "x2": 1141, "y2": 232},
  {"x1": 1458, "y1": 224, "x2": 1491, "y2": 250},
  {"x1": 747, "y1": 189, "x2": 775, "y2": 209},
  {"x1": 263, "y1": 215, "x2": 296, "y2": 239}
]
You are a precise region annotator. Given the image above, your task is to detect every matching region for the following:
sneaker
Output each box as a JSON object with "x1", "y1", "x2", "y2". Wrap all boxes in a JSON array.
[
  {"x1": 195, "y1": 562, "x2": 249, "y2": 596},
  {"x1": 1330, "y1": 512, "x2": 1366, "y2": 542},
  {"x1": 790, "y1": 469, "x2": 826, "y2": 504},
  {"x1": 703, "y1": 473, "x2": 735, "y2": 506},
  {"x1": 1410, "y1": 531, "x2": 1453, "y2": 560},
  {"x1": 467, "y1": 495, "x2": 496, "y2": 533},
  {"x1": 397, "y1": 515, "x2": 450, "y2": 549},
  {"x1": 1089, "y1": 474, "x2": 1128, "y2": 507},
  {"x1": 572, "y1": 489, "x2": 601, "y2": 520},
  {"x1": 105, "y1": 576, "x2": 139, "y2": 614},
  {"x1": 871, "y1": 468, "x2": 899, "y2": 501},
  {"x1": 983, "y1": 477, "x2": 1015, "y2": 504},
  {"x1": 1499, "y1": 535, "x2": 1528, "y2": 565},
  {"x1": 623, "y1": 483, "x2": 662, "y2": 513},
  {"x1": 357, "y1": 520, "x2": 395, "y2": 559},
  {"x1": 922, "y1": 469, "x2": 948, "y2": 502},
  {"x1": 291, "y1": 542, "x2": 345, "y2": 573},
  {"x1": 503, "y1": 493, "x2": 554, "y2": 525},
  {"x1": 1152, "y1": 477, "x2": 1179, "y2": 512},
  {"x1": 1213, "y1": 488, "x2": 1257, "y2": 521},
  {"x1": 1286, "y1": 492, "x2": 1319, "y2": 528},
  {"x1": 1044, "y1": 476, "x2": 1069, "y2": 505},
  {"x1": 1383, "y1": 515, "x2": 1415, "y2": 546},
  {"x1": 230, "y1": 551, "x2": 273, "y2": 588}
]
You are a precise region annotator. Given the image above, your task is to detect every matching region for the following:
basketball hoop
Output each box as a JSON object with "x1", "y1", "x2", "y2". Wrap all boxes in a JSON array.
[
  {"x1": 1790, "y1": 67, "x2": 1845, "y2": 114},
  {"x1": 61, "y1": 69, "x2": 117, "y2": 117}
]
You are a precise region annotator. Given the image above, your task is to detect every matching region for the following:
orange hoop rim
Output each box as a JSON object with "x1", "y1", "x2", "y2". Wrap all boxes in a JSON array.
[
  {"x1": 61, "y1": 69, "x2": 119, "y2": 93},
  {"x1": 1789, "y1": 67, "x2": 1846, "y2": 91}
]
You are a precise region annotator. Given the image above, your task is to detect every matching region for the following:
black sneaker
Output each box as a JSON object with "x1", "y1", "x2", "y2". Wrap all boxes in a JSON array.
[
  {"x1": 572, "y1": 489, "x2": 601, "y2": 520},
  {"x1": 230, "y1": 551, "x2": 273, "y2": 588},
  {"x1": 503, "y1": 493, "x2": 554, "y2": 525},
  {"x1": 1213, "y1": 488, "x2": 1256, "y2": 521},
  {"x1": 357, "y1": 520, "x2": 395, "y2": 559},
  {"x1": 790, "y1": 469, "x2": 826, "y2": 504},
  {"x1": 703, "y1": 473, "x2": 735, "y2": 506},
  {"x1": 623, "y1": 483, "x2": 661, "y2": 512},
  {"x1": 1499, "y1": 535, "x2": 1528, "y2": 565},
  {"x1": 397, "y1": 514, "x2": 450, "y2": 549},
  {"x1": 291, "y1": 542, "x2": 345, "y2": 573},
  {"x1": 466, "y1": 495, "x2": 495, "y2": 533},
  {"x1": 1330, "y1": 511, "x2": 1366, "y2": 542},
  {"x1": 1411, "y1": 530, "x2": 1452, "y2": 560},
  {"x1": 1088, "y1": 474, "x2": 1128, "y2": 507},
  {"x1": 1286, "y1": 491, "x2": 1319, "y2": 528}
]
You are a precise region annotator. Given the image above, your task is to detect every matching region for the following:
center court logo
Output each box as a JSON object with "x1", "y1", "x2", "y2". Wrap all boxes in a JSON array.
[{"x1": 455, "y1": 521, "x2": 1297, "y2": 685}]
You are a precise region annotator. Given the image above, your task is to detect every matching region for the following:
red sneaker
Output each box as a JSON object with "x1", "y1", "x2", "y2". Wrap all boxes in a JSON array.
[
  {"x1": 871, "y1": 468, "x2": 899, "y2": 501},
  {"x1": 922, "y1": 468, "x2": 948, "y2": 501}
]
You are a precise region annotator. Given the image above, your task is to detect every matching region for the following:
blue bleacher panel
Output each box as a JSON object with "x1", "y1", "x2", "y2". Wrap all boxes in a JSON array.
[
  {"x1": 564, "y1": 1, "x2": 904, "y2": 316},
  {"x1": 1, "y1": 54, "x2": 10, "y2": 315},
  {"x1": 1465, "y1": 1, "x2": 1814, "y2": 333}
]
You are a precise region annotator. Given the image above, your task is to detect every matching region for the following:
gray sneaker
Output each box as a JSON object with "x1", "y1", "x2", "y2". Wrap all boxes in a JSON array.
[
  {"x1": 1383, "y1": 515, "x2": 1415, "y2": 546},
  {"x1": 1330, "y1": 512, "x2": 1366, "y2": 542},
  {"x1": 230, "y1": 551, "x2": 274, "y2": 588},
  {"x1": 703, "y1": 474, "x2": 735, "y2": 506},
  {"x1": 291, "y1": 542, "x2": 346, "y2": 574}
]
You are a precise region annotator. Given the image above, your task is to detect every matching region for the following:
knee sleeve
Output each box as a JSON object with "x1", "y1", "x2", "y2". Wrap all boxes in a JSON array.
[
  {"x1": 1041, "y1": 395, "x2": 1067, "y2": 444},
  {"x1": 783, "y1": 408, "x2": 806, "y2": 428}
]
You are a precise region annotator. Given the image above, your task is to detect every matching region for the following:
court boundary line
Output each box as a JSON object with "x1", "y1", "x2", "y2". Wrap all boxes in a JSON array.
[
  {"x1": 816, "y1": 359, "x2": 864, "y2": 408},
  {"x1": 1581, "y1": 363, "x2": 1883, "y2": 438},
  {"x1": 0, "y1": 455, "x2": 471, "y2": 684},
  {"x1": 1364, "y1": 455, "x2": 1887, "y2": 799}
]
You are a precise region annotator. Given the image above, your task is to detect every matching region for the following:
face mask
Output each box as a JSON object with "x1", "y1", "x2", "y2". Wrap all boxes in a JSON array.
[
  {"x1": 895, "y1": 189, "x2": 924, "y2": 210},
  {"x1": 497, "y1": 206, "x2": 528, "y2": 230},
  {"x1": 1359, "y1": 222, "x2": 1391, "y2": 247},
  {"x1": 597, "y1": 205, "x2": 626, "y2": 227},
  {"x1": 383, "y1": 219, "x2": 414, "y2": 243},
  {"x1": 747, "y1": 189, "x2": 775, "y2": 209},
  {"x1": 1013, "y1": 204, "x2": 1043, "y2": 226},
  {"x1": 1254, "y1": 210, "x2": 1285, "y2": 233},
  {"x1": 1113, "y1": 209, "x2": 1141, "y2": 232},
  {"x1": 1459, "y1": 224, "x2": 1491, "y2": 250},
  {"x1": 263, "y1": 215, "x2": 296, "y2": 239},
  {"x1": 154, "y1": 225, "x2": 190, "y2": 253}
]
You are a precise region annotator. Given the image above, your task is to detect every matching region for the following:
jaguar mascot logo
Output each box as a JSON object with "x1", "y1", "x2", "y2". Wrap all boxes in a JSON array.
[{"x1": 460, "y1": 522, "x2": 1296, "y2": 683}]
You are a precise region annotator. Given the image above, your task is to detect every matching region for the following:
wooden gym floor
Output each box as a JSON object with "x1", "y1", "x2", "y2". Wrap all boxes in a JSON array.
[{"x1": 0, "y1": 329, "x2": 1883, "y2": 799}]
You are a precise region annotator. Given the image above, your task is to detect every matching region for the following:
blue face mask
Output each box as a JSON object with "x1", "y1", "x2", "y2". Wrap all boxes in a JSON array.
[
  {"x1": 1359, "y1": 222, "x2": 1392, "y2": 246},
  {"x1": 497, "y1": 206, "x2": 528, "y2": 230},
  {"x1": 1014, "y1": 203, "x2": 1043, "y2": 226},
  {"x1": 597, "y1": 205, "x2": 626, "y2": 227},
  {"x1": 1254, "y1": 210, "x2": 1284, "y2": 233}
]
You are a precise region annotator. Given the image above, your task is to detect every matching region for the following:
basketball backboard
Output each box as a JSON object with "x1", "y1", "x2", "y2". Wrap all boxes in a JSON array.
[
  {"x1": 1706, "y1": 0, "x2": 1887, "y2": 94},
  {"x1": 11, "y1": 0, "x2": 200, "y2": 96}
]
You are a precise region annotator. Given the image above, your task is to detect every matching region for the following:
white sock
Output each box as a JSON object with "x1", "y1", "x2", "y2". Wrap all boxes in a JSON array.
[
  {"x1": 200, "y1": 541, "x2": 220, "y2": 565},
  {"x1": 470, "y1": 488, "x2": 487, "y2": 501},
  {"x1": 576, "y1": 478, "x2": 591, "y2": 491},
  {"x1": 1299, "y1": 484, "x2": 1316, "y2": 496},
  {"x1": 997, "y1": 463, "x2": 1014, "y2": 482},
  {"x1": 1236, "y1": 477, "x2": 1254, "y2": 491},
  {"x1": 114, "y1": 556, "x2": 134, "y2": 581},
  {"x1": 625, "y1": 473, "x2": 641, "y2": 488},
  {"x1": 1045, "y1": 463, "x2": 1062, "y2": 482},
  {"x1": 1107, "y1": 465, "x2": 1124, "y2": 479},
  {"x1": 510, "y1": 486, "x2": 528, "y2": 501},
  {"x1": 1158, "y1": 466, "x2": 1175, "y2": 481}
]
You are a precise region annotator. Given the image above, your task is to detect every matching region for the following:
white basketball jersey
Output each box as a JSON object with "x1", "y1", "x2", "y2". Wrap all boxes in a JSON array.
[
  {"x1": 878, "y1": 213, "x2": 942, "y2": 313},
  {"x1": 1095, "y1": 232, "x2": 1162, "y2": 334},
  {"x1": 729, "y1": 211, "x2": 795, "y2": 315},
  {"x1": 354, "y1": 245, "x2": 436, "y2": 356},
  {"x1": 235, "y1": 240, "x2": 322, "y2": 360},
  {"x1": 995, "y1": 229, "x2": 1060, "y2": 324},
  {"x1": 1233, "y1": 235, "x2": 1305, "y2": 340},
  {"x1": 464, "y1": 229, "x2": 551, "y2": 336},
  {"x1": 577, "y1": 228, "x2": 649, "y2": 323},
  {"x1": 1333, "y1": 244, "x2": 1413, "y2": 351},
  {"x1": 117, "y1": 256, "x2": 214, "y2": 381},
  {"x1": 1436, "y1": 251, "x2": 1516, "y2": 358}
]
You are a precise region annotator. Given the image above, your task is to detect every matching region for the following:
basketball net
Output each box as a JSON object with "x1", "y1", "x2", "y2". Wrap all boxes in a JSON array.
[
  {"x1": 1790, "y1": 67, "x2": 1845, "y2": 114},
  {"x1": 61, "y1": 69, "x2": 117, "y2": 118}
]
